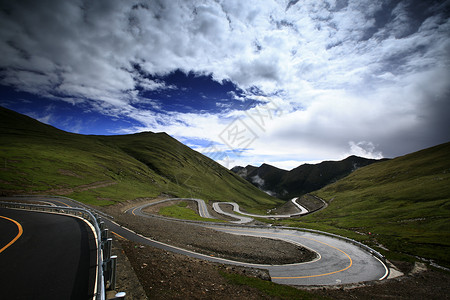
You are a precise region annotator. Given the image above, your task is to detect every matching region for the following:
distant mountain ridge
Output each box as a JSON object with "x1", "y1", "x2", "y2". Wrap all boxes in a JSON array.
[
  {"x1": 232, "y1": 156, "x2": 385, "y2": 199},
  {"x1": 301, "y1": 141, "x2": 450, "y2": 268}
]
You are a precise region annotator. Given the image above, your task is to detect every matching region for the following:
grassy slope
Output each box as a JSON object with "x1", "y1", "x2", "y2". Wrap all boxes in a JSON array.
[
  {"x1": 0, "y1": 107, "x2": 280, "y2": 210},
  {"x1": 99, "y1": 132, "x2": 281, "y2": 211},
  {"x1": 159, "y1": 201, "x2": 221, "y2": 222},
  {"x1": 280, "y1": 142, "x2": 450, "y2": 267}
]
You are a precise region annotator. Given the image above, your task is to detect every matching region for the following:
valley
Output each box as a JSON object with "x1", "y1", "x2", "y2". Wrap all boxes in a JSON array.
[
  {"x1": 285, "y1": 142, "x2": 450, "y2": 269},
  {"x1": 232, "y1": 156, "x2": 385, "y2": 200},
  {"x1": 1, "y1": 106, "x2": 449, "y2": 299}
]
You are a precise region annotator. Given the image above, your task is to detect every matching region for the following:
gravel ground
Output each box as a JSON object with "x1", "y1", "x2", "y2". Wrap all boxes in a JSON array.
[
  {"x1": 113, "y1": 232, "x2": 450, "y2": 300},
  {"x1": 103, "y1": 199, "x2": 317, "y2": 265},
  {"x1": 120, "y1": 239, "x2": 277, "y2": 299},
  {"x1": 107, "y1": 235, "x2": 147, "y2": 299},
  {"x1": 100, "y1": 198, "x2": 450, "y2": 299},
  {"x1": 309, "y1": 262, "x2": 450, "y2": 299}
]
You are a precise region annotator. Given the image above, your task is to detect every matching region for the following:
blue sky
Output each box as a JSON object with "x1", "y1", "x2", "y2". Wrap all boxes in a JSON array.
[{"x1": 0, "y1": 0, "x2": 449, "y2": 170}]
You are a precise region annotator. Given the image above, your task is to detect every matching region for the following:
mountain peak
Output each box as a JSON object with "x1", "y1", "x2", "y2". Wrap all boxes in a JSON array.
[
  {"x1": 0, "y1": 106, "x2": 279, "y2": 208},
  {"x1": 231, "y1": 156, "x2": 385, "y2": 199}
]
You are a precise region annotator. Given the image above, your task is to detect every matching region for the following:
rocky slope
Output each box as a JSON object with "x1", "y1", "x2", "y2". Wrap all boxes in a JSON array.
[{"x1": 232, "y1": 156, "x2": 385, "y2": 199}]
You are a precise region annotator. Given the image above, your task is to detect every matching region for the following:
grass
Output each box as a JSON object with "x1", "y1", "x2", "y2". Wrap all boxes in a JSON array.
[
  {"x1": 219, "y1": 271, "x2": 328, "y2": 300},
  {"x1": 2, "y1": 106, "x2": 449, "y2": 269},
  {"x1": 101, "y1": 132, "x2": 283, "y2": 211},
  {"x1": 159, "y1": 201, "x2": 223, "y2": 222},
  {"x1": 280, "y1": 142, "x2": 450, "y2": 268},
  {"x1": 0, "y1": 106, "x2": 281, "y2": 211}
]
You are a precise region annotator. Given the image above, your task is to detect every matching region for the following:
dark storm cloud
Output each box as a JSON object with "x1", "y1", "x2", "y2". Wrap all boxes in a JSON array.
[{"x1": 0, "y1": 0, "x2": 448, "y2": 168}]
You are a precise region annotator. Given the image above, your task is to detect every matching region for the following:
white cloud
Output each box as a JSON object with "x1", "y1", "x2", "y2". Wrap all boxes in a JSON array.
[
  {"x1": 2, "y1": 0, "x2": 447, "y2": 100},
  {"x1": 0, "y1": 0, "x2": 449, "y2": 169},
  {"x1": 348, "y1": 141, "x2": 383, "y2": 159}
]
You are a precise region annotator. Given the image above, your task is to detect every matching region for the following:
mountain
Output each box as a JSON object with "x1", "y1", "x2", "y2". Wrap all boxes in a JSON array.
[
  {"x1": 0, "y1": 106, "x2": 281, "y2": 210},
  {"x1": 231, "y1": 156, "x2": 384, "y2": 199},
  {"x1": 285, "y1": 141, "x2": 450, "y2": 268}
]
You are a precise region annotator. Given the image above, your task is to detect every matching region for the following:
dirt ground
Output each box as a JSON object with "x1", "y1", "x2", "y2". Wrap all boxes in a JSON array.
[
  {"x1": 103, "y1": 199, "x2": 317, "y2": 265},
  {"x1": 119, "y1": 239, "x2": 277, "y2": 299},
  {"x1": 309, "y1": 264, "x2": 450, "y2": 299},
  {"x1": 100, "y1": 198, "x2": 450, "y2": 299},
  {"x1": 111, "y1": 235, "x2": 450, "y2": 300}
]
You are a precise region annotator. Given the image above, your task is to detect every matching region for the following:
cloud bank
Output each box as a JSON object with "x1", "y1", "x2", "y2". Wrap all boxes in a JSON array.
[{"x1": 0, "y1": 0, "x2": 449, "y2": 169}]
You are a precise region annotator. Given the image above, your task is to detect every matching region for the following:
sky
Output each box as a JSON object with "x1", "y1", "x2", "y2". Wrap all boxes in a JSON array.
[{"x1": 0, "y1": 0, "x2": 449, "y2": 170}]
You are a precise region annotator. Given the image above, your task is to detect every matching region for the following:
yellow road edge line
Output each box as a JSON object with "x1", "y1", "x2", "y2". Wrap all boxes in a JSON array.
[
  {"x1": 112, "y1": 231, "x2": 127, "y2": 240},
  {"x1": 0, "y1": 215, "x2": 23, "y2": 254},
  {"x1": 131, "y1": 207, "x2": 139, "y2": 216},
  {"x1": 52, "y1": 199, "x2": 71, "y2": 207},
  {"x1": 210, "y1": 227, "x2": 353, "y2": 279}
]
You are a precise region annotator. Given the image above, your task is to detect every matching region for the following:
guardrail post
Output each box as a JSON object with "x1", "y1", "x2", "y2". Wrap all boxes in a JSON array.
[
  {"x1": 103, "y1": 259, "x2": 110, "y2": 289},
  {"x1": 110, "y1": 255, "x2": 118, "y2": 290},
  {"x1": 95, "y1": 214, "x2": 102, "y2": 224},
  {"x1": 103, "y1": 254, "x2": 117, "y2": 291},
  {"x1": 114, "y1": 292, "x2": 126, "y2": 299},
  {"x1": 101, "y1": 228, "x2": 109, "y2": 241},
  {"x1": 99, "y1": 221, "x2": 105, "y2": 231},
  {"x1": 103, "y1": 238, "x2": 112, "y2": 261}
]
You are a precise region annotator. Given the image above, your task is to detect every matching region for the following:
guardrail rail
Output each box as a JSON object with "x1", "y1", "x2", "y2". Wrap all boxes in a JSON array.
[{"x1": 0, "y1": 201, "x2": 124, "y2": 299}]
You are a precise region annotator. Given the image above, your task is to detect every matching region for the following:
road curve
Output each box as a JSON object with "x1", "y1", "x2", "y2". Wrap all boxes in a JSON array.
[
  {"x1": 129, "y1": 198, "x2": 216, "y2": 219},
  {"x1": 0, "y1": 206, "x2": 97, "y2": 299},
  {"x1": 212, "y1": 202, "x2": 254, "y2": 223},
  {"x1": 130, "y1": 197, "x2": 309, "y2": 224},
  {"x1": 212, "y1": 197, "x2": 309, "y2": 224},
  {"x1": 2, "y1": 196, "x2": 389, "y2": 286},
  {"x1": 128, "y1": 201, "x2": 388, "y2": 285},
  {"x1": 209, "y1": 226, "x2": 388, "y2": 285}
]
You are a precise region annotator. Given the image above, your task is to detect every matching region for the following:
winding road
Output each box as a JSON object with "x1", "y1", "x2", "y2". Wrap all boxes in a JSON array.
[
  {"x1": 131, "y1": 197, "x2": 309, "y2": 224},
  {"x1": 1, "y1": 196, "x2": 389, "y2": 287},
  {"x1": 133, "y1": 197, "x2": 215, "y2": 219},
  {"x1": 212, "y1": 197, "x2": 309, "y2": 224},
  {"x1": 127, "y1": 198, "x2": 389, "y2": 285}
]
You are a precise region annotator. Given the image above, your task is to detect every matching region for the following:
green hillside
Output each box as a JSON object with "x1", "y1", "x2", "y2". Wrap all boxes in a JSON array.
[
  {"x1": 281, "y1": 142, "x2": 450, "y2": 267},
  {"x1": 0, "y1": 106, "x2": 281, "y2": 210}
]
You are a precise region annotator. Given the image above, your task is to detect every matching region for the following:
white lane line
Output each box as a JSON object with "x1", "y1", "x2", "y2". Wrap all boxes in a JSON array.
[{"x1": 212, "y1": 198, "x2": 309, "y2": 224}]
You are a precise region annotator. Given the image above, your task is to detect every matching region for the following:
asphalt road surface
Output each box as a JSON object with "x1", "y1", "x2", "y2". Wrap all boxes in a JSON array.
[
  {"x1": 1, "y1": 196, "x2": 389, "y2": 286},
  {"x1": 128, "y1": 197, "x2": 308, "y2": 224},
  {"x1": 212, "y1": 198, "x2": 308, "y2": 224},
  {"x1": 131, "y1": 197, "x2": 215, "y2": 219},
  {"x1": 128, "y1": 201, "x2": 389, "y2": 285},
  {"x1": 212, "y1": 202, "x2": 254, "y2": 223},
  {"x1": 208, "y1": 226, "x2": 388, "y2": 285},
  {"x1": 0, "y1": 207, "x2": 97, "y2": 299}
]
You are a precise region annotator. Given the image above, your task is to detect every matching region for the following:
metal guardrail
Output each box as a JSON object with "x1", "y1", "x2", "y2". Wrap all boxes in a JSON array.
[
  {"x1": 225, "y1": 223, "x2": 388, "y2": 271},
  {"x1": 278, "y1": 226, "x2": 389, "y2": 265},
  {"x1": 134, "y1": 203, "x2": 388, "y2": 262},
  {"x1": 291, "y1": 226, "x2": 390, "y2": 279},
  {"x1": 136, "y1": 205, "x2": 390, "y2": 279},
  {"x1": 0, "y1": 201, "x2": 122, "y2": 299},
  {"x1": 2, "y1": 194, "x2": 115, "y2": 220},
  {"x1": 217, "y1": 222, "x2": 391, "y2": 279}
]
